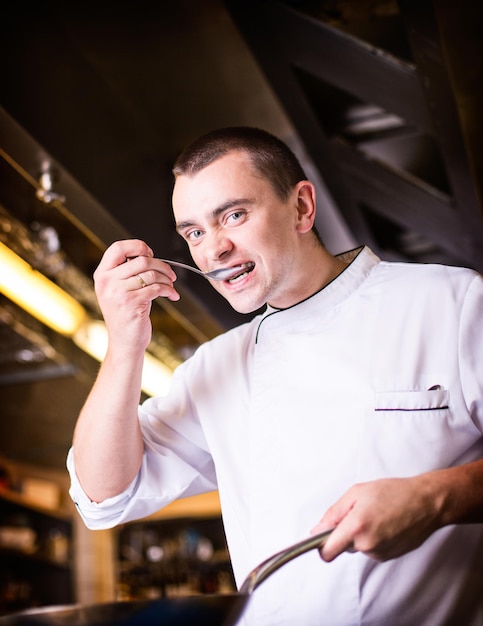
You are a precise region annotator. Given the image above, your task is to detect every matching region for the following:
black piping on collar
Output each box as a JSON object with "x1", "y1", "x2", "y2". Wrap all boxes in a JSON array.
[{"x1": 254, "y1": 245, "x2": 364, "y2": 343}]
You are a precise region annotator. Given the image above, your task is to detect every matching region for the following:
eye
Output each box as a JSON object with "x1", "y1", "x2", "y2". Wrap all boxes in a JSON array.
[
  {"x1": 186, "y1": 228, "x2": 204, "y2": 242},
  {"x1": 226, "y1": 210, "x2": 245, "y2": 225}
]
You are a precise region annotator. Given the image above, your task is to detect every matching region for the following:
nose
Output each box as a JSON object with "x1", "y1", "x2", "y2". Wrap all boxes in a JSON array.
[{"x1": 204, "y1": 230, "x2": 234, "y2": 263}]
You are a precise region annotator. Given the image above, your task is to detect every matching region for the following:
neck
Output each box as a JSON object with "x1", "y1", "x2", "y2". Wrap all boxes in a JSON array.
[
  {"x1": 268, "y1": 246, "x2": 348, "y2": 310},
  {"x1": 312, "y1": 247, "x2": 348, "y2": 292}
]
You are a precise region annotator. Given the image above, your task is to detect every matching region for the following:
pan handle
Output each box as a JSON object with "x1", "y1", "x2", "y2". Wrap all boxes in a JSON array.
[{"x1": 239, "y1": 528, "x2": 333, "y2": 595}]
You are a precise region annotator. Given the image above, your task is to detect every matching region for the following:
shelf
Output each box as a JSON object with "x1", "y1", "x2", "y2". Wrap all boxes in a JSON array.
[
  {"x1": 115, "y1": 514, "x2": 235, "y2": 600},
  {"x1": 0, "y1": 487, "x2": 71, "y2": 521},
  {"x1": 0, "y1": 490, "x2": 74, "y2": 615}
]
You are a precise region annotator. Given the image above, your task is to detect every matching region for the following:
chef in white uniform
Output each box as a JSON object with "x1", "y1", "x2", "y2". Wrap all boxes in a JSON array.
[{"x1": 68, "y1": 127, "x2": 483, "y2": 625}]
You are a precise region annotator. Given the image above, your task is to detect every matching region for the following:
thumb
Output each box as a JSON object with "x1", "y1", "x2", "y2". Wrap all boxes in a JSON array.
[{"x1": 311, "y1": 495, "x2": 354, "y2": 535}]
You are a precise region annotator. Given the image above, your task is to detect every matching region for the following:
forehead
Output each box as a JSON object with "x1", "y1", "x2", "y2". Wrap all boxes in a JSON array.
[{"x1": 172, "y1": 151, "x2": 269, "y2": 216}]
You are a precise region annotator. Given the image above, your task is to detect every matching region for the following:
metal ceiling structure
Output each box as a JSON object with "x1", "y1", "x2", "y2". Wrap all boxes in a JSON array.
[
  {"x1": 225, "y1": 0, "x2": 483, "y2": 270},
  {"x1": 0, "y1": 0, "x2": 482, "y2": 470}
]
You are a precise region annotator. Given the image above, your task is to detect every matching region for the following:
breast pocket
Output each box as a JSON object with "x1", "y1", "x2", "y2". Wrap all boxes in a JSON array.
[
  {"x1": 375, "y1": 388, "x2": 449, "y2": 412},
  {"x1": 360, "y1": 388, "x2": 454, "y2": 477}
]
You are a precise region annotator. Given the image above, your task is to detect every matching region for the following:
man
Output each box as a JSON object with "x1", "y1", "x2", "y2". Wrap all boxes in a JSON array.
[{"x1": 68, "y1": 127, "x2": 483, "y2": 625}]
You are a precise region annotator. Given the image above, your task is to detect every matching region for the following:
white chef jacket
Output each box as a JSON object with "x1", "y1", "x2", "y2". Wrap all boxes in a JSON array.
[{"x1": 68, "y1": 246, "x2": 483, "y2": 625}]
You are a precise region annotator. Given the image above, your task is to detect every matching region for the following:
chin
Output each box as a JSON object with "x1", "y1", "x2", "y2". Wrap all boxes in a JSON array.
[{"x1": 228, "y1": 297, "x2": 265, "y2": 315}]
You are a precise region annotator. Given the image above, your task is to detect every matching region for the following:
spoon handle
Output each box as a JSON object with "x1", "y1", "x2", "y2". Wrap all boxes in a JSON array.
[{"x1": 159, "y1": 258, "x2": 206, "y2": 277}]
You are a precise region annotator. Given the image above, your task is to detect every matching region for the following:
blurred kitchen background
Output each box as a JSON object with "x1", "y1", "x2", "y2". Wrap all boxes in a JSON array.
[{"x1": 0, "y1": 0, "x2": 482, "y2": 614}]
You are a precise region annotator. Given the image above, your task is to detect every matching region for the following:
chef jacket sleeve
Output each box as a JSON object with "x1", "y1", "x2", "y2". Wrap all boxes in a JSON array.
[{"x1": 67, "y1": 363, "x2": 218, "y2": 529}]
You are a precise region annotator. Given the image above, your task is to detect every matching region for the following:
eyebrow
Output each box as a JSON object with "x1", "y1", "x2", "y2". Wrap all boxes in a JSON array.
[{"x1": 175, "y1": 197, "x2": 252, "y2": 233}]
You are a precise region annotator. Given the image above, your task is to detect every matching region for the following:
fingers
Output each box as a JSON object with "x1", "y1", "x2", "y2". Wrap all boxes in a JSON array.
[
  {"x1": 95, "y1": 240, "x2": 180, "y2": 302},
  {"x1": 317, "y1": 521, "x2": 358, "y2": 562},
  {"x1": 311, "y1": 490, "x2": 356, "y2": 536},
  {"x1": 134, "y1": 274, "x2": 147, "y2": 289},
  {"x1": 125, "y1": 258, "x2": 179, "y2": 302},
  {"x1": 311, "y1": 519, "x2": 357, "y2": 562},
  {"x1": 311, "y1": 489, "x2": 360, "y2": 562},
  {"x1": 98, "y1": 239, "x2": 154, "y2": 271}
]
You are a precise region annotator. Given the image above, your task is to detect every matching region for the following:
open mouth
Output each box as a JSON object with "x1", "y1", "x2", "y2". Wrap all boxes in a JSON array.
[{"x1": 227, "y1": 262, "x2": 255, "y2": 283}]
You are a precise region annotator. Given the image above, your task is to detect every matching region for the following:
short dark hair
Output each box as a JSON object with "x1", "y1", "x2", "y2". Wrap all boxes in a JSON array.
[{"x1": 172, "y1": 126, "x2": 307, "y2": 201}]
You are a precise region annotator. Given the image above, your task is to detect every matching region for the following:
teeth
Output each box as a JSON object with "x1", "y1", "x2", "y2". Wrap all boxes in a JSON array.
[
  {"x1": 226, "y1": 262, "x2": 254, "y2": 283},
  {"x1": 228, "y1": 270, "x2": 250, "y2": 283}
]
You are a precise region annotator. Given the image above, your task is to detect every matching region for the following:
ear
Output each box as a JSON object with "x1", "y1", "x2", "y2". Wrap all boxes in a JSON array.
[{"x1": 294, "y1": 181, "x2": 316, "y2": 234}]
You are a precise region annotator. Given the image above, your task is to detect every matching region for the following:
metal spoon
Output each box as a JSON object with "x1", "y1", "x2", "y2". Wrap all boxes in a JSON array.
[{"x1": 160, "y1": 258, "x2": 254, "y2": 281}]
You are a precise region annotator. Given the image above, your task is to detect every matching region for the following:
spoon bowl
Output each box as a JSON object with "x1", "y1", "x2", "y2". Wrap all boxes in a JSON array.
[{"x1": 160, "y1": 259, "x2": 254, "y2": 281}]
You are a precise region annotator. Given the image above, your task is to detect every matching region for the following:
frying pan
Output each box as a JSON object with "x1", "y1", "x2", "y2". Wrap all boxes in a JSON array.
[{"x1": 0, "y1": 529, "x2": 332, "y2": 625}]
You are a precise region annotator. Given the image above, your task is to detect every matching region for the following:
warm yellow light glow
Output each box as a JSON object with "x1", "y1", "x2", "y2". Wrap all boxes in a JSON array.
[
  {"x1": 0, "y1": 242, "x2": 172, "y2": 396},
  {"x1": 73, "y1": 319, "x2": 172, "y2": 397},
  {"x1": 141, "y1": 351, "x2": 173, "y2": 397},
  {"x1": 73, "y1": 319, "x2": 108, "y2": 362},
  {"x1": 0, "y1": 242, "x2": 86, "y2": 335}
]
